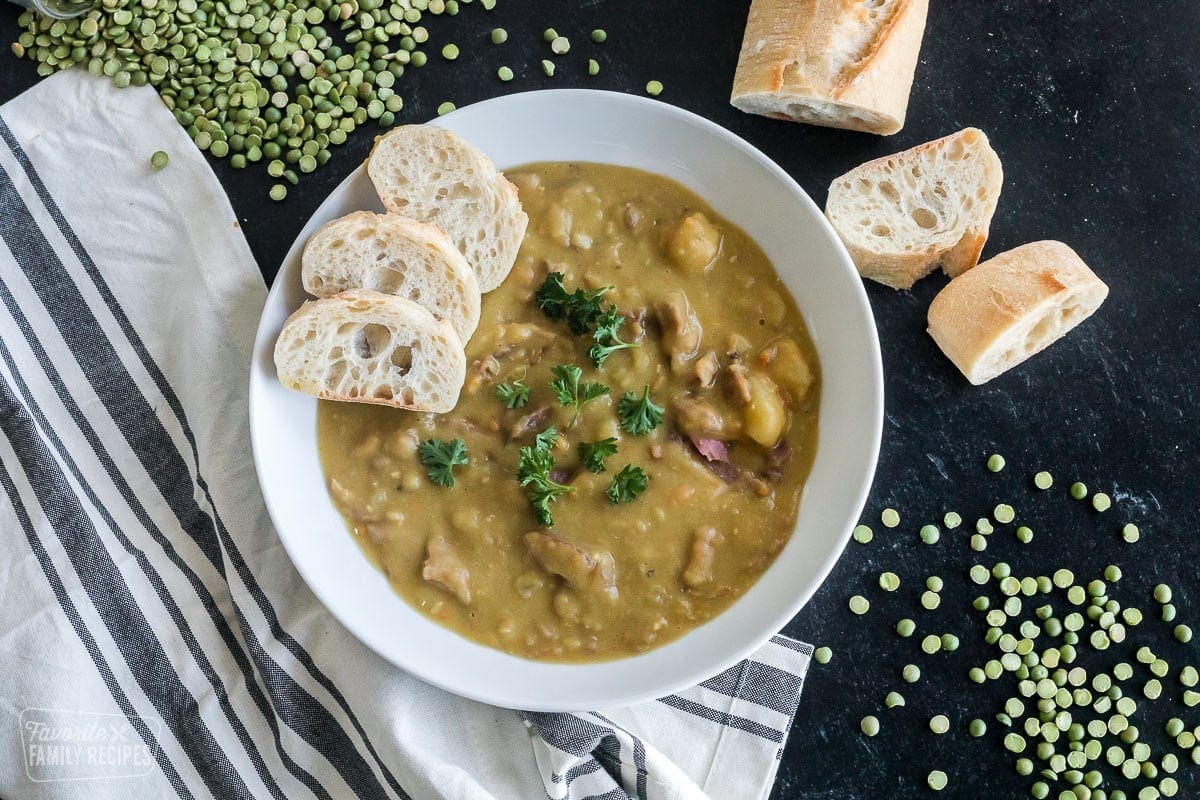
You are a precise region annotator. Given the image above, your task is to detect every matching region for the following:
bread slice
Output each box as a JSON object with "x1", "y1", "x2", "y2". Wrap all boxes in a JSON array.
[
  {"x1": 927, "y1": 241, "x2": 1109, "y2": 385},
  {"x1": 273, "y1": 290, "x2": 466, "y2": 412},
  {"x1": 302, "y1": 211, "x2": 481, "y2": 342},
  {"x1": 366, "y1": 125, "x2": 528, "y2": 292},
  {"x1": 825, "y1": 128, "x2": 1004, "y2": 289},
  {"x1": 731, "y1": 0, "x2": 929, "y2": 135}
]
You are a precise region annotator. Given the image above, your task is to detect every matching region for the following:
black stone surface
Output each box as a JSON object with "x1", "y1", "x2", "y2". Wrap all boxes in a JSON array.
[{"x1": 3, "y1": 2, "x2": 1198, "y2": 798}]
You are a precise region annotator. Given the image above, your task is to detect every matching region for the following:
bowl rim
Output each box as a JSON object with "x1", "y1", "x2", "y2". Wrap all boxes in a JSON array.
[{"x1": 249, "y1": 88, "x2": 883, "y2": 710}]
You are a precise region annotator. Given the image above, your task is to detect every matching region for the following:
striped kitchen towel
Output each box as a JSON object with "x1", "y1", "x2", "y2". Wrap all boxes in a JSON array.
[{"x1": 0, "y1": 72, "x2": 811, "y2": 800}]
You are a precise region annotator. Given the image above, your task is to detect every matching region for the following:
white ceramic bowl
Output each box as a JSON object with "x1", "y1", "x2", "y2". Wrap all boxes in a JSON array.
[{"x1": 249, "y1": 90, "x2": 883, "y2": 711}]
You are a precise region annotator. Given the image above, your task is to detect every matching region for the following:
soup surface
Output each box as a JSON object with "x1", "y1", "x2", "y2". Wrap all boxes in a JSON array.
[{"x1": 317, "y1": 162, "x2": 820, "y2": 661}]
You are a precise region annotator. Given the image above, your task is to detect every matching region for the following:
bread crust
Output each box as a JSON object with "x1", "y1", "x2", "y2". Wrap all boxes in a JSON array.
[
  {"x1": 731, "y1": 0, "x2": 929, "y2": 135},
  {"x1": 927, "y1": 241, "x2": 1109, "y2": 384}
]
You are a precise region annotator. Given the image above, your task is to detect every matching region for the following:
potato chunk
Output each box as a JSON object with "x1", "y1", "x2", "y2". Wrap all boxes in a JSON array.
[
  {"x1": 743, "y1": 373, "x2": 787, "y2": 448},
  {"x1": 760, "y1": 338, "x2": 814, "y2": 401},
  {"x1": 667, "y1": 212, "x2": 721, "y2": 272}
]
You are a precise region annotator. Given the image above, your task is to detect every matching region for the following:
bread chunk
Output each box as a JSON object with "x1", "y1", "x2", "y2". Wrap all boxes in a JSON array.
[
  {"x1": 302, "y1": 210, "x2": 481, "y2": 342},
  {"x1": 826, "y1": 127, "x2": 1003, "y2": 289},
  {"x1": 273, "y1": 290, "x2": 466, "y2": 412},
  {"x1": 731, "y1": 0, "x2": 929, "y2": 135},
  {"x1": 367, "y1": 125, "x2": 528, "y2": 292},
  {"x1": 927, "y1": 241, "x2": 1108, "y2": 385}
]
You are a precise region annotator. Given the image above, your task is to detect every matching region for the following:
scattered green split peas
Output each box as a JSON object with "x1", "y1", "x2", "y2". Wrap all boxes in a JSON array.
[{"x1": 840, "y1": 454, "x2": 1189, "y2": 794}]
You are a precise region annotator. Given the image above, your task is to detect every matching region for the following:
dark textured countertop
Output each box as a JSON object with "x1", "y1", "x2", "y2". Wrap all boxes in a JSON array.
[{"x1": 4, "y1": 2, "x2": 1198, "y2": 797}]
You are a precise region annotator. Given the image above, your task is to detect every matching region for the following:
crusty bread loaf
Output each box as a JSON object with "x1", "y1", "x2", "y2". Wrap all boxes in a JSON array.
[
  {"x1": 302, "y1": 211, "x2": 481, "y2": 342},
  {"x1": 927, "y1": 241, "x2": 1109, "y2": 385},
  {"x1": 273, "y1": 290, "x2": 466, "y2": 412},
  {"x1": 826, "y1": 128, "x2": 1004, "y2": 289},
  {"x1": 366, "y1": 125, "x2": 528, "y2": 292},
  {"x1": 731, "y1": 0, "x2": 929, "y2": 135}
]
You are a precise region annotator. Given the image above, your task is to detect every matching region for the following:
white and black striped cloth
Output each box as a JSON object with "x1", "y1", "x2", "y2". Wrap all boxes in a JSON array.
[{"x1": 0, "y1": 73, "x2": 812, "y2": 800}]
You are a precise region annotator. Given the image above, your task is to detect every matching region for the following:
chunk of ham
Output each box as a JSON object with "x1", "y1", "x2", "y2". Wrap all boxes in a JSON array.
[
  {"x1": 525, "y1": 531, "x2": 618, "y2": 600},
  {"x1": 654, "y1": 291, "x2": 701, "y2": 373},
  {"x1": 671, "y1": 396, "x2": 738, "y2": 440},
  {"x1": 508, "y1": 406, "x2": 551, "y2": 440},
  {"x1": 682, "y1": 527, "x2": 722, "y2": 588},
  {"x1": 692, "y1": 438, "x2": 729, "y2": 463},
  {"x1": 422, "y1": 535, "x2": 471, "y2": 604},
  {"x1": 725, "y1": 363, "x2": 753, "y2": 405},
  {"x1": 694, "y1": 351, "x2": 720, "y2": 387}
]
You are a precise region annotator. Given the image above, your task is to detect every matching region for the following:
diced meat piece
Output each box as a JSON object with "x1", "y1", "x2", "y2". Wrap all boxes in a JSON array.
[
  {"x1": 548, "y1": 465, "x2": 574, "y2": 485},
  {"x1": 525, "y1": 531, "x2": 618, "y2": 600},
  {"x1": 472, "y1": 322, "x2": 557, "y2": 366},
  {"x1": 671, "y1": 396, "x2": 738, "y2": 440},
  {"x1": 464, "y1": 355, "x2": 500, "y2": 394},
  {"x1": 725, "y1": 333, "x2": 751, "y2": 361},
  {"x1": 508, "y1": 406, "x2": 552, "y2": 440},
  {"x1": 694, "y1": 351, "x2": 720, "y2": 387},
  {"x1": 422, "y1": 535, "x2": 471, "y2": 604},
  {"x1": 706, "y1": 460, "x2": 741, "y2": 484},
  {"x1": 768, "y1": 440, "x2": 792, "y2": 468},
  {"x1": 683, "y1": 527, "x2": 722, "y2": 588},
  {"x1": 623, "y1": 203, "x2": 642, "y2": 229},
  {"x1": 681, "y1": 435, "x2": 739, "y2": 483},
  {"x1": 725, "y1": 363, "x2": 753, "y2": 405},
  {"x1": 667, "y1": 212, "x2": 721, "y2": 272},
  {"x1": 692, "y1": 438, "x2": 730, "y2": 463},
  {"x1": 654, "y1": 291, "x2": 702, "y2": 373}
]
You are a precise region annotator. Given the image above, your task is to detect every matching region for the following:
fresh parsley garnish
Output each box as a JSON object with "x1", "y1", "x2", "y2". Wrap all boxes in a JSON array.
[
  {"x1": 588, "y1": 306, "x2": 639, "y2": 368},
  {"x1": 549, "y1": 364, "x2": 610, "y2": 426},
  {"x1": 418, "y1": 438, "x2": 469, "y2": 488},
  {"x1": 534, "y1": 425, "x2": 560, "y2": 451},
  {"x1": 495, "y1": 380, "x2": 531, "y2": 409},
  {"x1": 517, "y1": 433, "x2": 574, "y2": 526},
  {"x1": 578, "y1": 437, "x2": 618, "y2": 474},
  {"x1": 535, "y1": 272, "x2": 612, "y2": 336},
  {"x1": 607, "y1": 464, "x2": 648, "y2": 504},
  {"x1": 617, "y1": 386, "x2": 665, "y2": 436}
]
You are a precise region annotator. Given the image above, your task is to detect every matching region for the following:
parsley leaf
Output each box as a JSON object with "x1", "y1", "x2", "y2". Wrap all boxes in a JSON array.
[
  {"x1": 549, "y1": 364, "x2": 611, "y2": 426},
  {"x1": 617, "y1": 386, "x2": 665, "y2": 436},
  {"x1": 517, "y1": 436, "x2": 574, "y2": 526},
  {"x1": 533, "y1": 272, "x2": 571, "y2": 320},
  {"x1": 534, "y1": 425, "x2": 560, "y2": 451},
  {"x1": 588, "y1": 306, "x2": 639, "y2": 368},
  {"x1": 578, "y1": 437, "x2": 618, "y2": 474},
  {"x1": 606, "y1": 463, "x2": 648, "y2": 504},
  {"x1": 418, "y1": 438, "x2": 469, "y2": 488},
  {"x1": 495, "y1": 380, "x2": 531, "y2": 409},
  {"x1": 535, "y1": 271, "x2": 612, "y2": 335}
]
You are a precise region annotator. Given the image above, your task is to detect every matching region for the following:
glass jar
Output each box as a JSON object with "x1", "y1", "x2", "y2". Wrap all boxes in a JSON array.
[{"x1": 8, "y1": 0, "x2": 97, "y2": 20}]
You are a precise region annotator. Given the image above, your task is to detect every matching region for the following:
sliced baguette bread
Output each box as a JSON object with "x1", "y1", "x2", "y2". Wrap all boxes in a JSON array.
[
  {"x1": 273, "y1": 290, "x2": 466, "y2": 412},
  {"x1": 927, "y1": 241, "x2": 1108, "y2": 385},
  {"x1": 366, "y1": 125, "x2": 528, "y2": 293},
  {"x1": 302, "y1": 211, "x2": 481, "y2": 342},
  {"x1": 826, "y1": 127, "x2": 1004, "y2": 289},
  {"x1": 731, "y1": 0, "x2": 929, "y2": 135}
]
